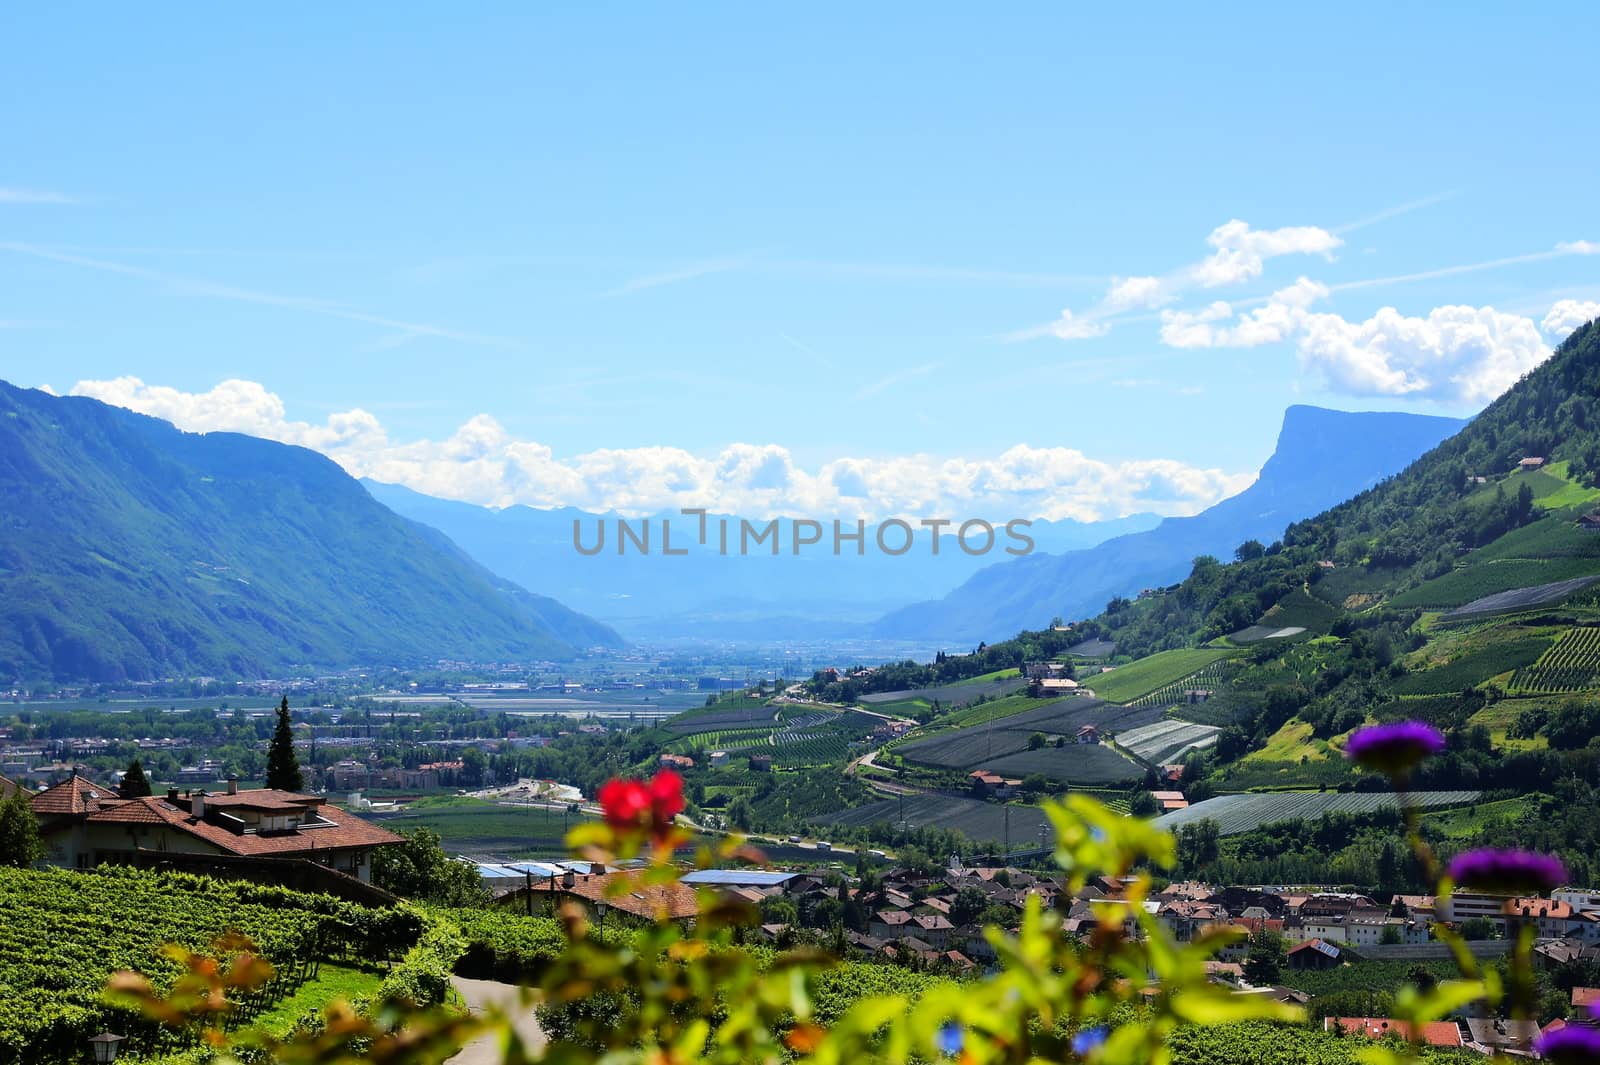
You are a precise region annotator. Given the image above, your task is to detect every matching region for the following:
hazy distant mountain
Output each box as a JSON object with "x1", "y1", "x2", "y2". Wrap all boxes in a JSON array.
[
  {"x1": 361, "y1": 481, "x2": 1161, "y2": 641},
  {"x1": 872, "y1": 406, "x2": 1468, "y2": 643},
  {"x1": 0, "y1": 381, "x2": 621, "y2": 682}
]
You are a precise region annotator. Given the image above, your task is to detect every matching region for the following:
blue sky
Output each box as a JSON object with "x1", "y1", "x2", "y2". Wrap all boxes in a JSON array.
[{"x1": 3, "y1": 4, "x2": 1598, "y2": 521}]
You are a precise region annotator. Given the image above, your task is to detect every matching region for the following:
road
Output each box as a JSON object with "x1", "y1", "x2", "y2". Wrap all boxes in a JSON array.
[{"x1": 446, "y1": 976, "x2": 546, "y2": 1065}]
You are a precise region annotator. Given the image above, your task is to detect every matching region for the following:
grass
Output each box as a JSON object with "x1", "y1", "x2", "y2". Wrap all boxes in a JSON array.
[
  {"x1": 249, "y1": 964, "x2": 386, "y2": 1036},
  {"x1": 1391, "y1": 628, "x2": 1556, "y2": 694},
  {"x1": 1242, "y1": 719, "x2": 1329, "y2": 763},
  {"x1": 1420, "y1": 795, "x2": 1540, "y2": 839},
  {"x1": 1091, "y1": 648, "x2": 1235, "y2": 704}
]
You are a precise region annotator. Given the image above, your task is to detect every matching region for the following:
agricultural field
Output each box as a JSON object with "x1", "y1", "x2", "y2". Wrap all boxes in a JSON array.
[
  {"x1": 812, "y1": 792, "x2": 1054, "y2": 849},
  {"x1": 0, "y1": 866, "x2": 403, "y2": 1063},
  {"x1": 368, "y1": 796, "x2": 594, "y2": 857},
  {"x1": 1116, "y1": 718, "x2": 1221, "y2": 763},
  {"x1": 1474, "y1": 508, "x2": 1600, "y2": 562},
  {"x1": 1090, "y1": 648, "x2": 1235, "y2": 704},
  {"x1": 1388, "y1": 560, "x2": 1600, "y2": 612},
  {"x1": 1241, "y1": 719, "x2": 1334, "y2": 763},
  {"x1": 984, "y1": 744, "x2": 1142, "y2": 783},
  {"x1": 1153, "y1": 789, "x2": 1481, "y2": 836},
  {"x1": 1420, "y1": 794, "x2": 1541, "y2": 839},
  {"x1": 662, "y1": 703, "x2": 778, "y2": 735},
  {"x1": 1066, "y1": 637, "x2": 1116, "y2": 658},
  {"x1": 1126, "y1": 659, "x2": 1234, "y2": 710},
  {"x1": 1509, "y1": 626, "x2": 1600, "y2": 693},
  {"x1": 859, "y1": 671, "x2": 1026, "y2": 708},
  {"x1": 896, "y1": 699, "x2": 1159, "y2": 784},
  {"x1": 1391, "y1": 626, "x2": 1556, "y2": 694},
  {"x1": 1259, "y1": 586, "x2": 1341, "y2": 630}
]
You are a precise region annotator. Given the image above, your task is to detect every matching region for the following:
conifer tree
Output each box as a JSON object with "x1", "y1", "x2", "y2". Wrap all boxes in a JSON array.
[
  {"x1": 266, "y1": 696, "x2": 304, "y2": 792},
  {"x1": 118, "y1": 759, "x2": 152, "y2": 798}
]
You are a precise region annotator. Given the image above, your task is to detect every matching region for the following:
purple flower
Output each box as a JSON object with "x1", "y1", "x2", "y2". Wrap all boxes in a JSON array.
[
  {"x1": 1072, "y1": 1026, "x2": 1110, "y2": 1056},
  {"x1": 1534, "y1": 1023, "x2": 1600, "y2": 1063},
  {"x1": 1447, "y1": 848, "x2": 1568, "y2": 897},
  {"x1": 1589, "y1": 1001, "x2": 1600, "y2": 1024},
  {"x1": 936, "y1": 1023, "x2": 963, "y2": 1057},
  {"x1": 1344, "y1": 720, "x2": 1445, "y2": 777}
]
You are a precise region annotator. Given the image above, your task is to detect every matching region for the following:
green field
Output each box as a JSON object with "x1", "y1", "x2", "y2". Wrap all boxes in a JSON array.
[
  {"x1": 1420, "y1": 795, "x2": 1540, "y2": 839},
  {"x1": 248, "y1": 963, "x2": 386, "y2": 1036},
  {"x1": 1391, "y1": 628, "x2": 1555, "y2": 694},
  {"x1": 1091, "y1": 648, "x2": 1235, "y2": 703},
  {"x1": 1388, "y1": 557, "x2": 1600, "y2": 609},
  {"x1": 1259, "y1": 586, "x2": 1341, "y2": 630},
  {"x1": 369, "y1": 796, "x2": 594, "y2": 857}
]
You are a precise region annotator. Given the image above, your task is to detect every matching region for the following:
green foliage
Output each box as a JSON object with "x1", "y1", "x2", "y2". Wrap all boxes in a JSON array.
[
  {"x1": 119, "y1": 759, "x2": 153, "y2": 798},
  {"x1": 266, "y1": 696, "x2": 304, "y2": 793},
  {"x1": 0, "y1": 791, "x2": 43, "y2": 868},
  {"x1": 370, "y1": 827, "x2": 489, "y2": 907},
  {"x1": 1090, "y1": 648, "x2": 1236, "y2": 703},
  {"x1": 1242, "y1": 928, "x2": 1286, "y2": 986}
]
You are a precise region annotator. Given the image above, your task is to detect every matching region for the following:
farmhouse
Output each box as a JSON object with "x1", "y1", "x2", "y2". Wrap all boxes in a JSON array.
[
  {"x1": 658, "y1": 753, "x2": 695, "y2": 769},
  {"x1": 1519, "y1": 456, "x2": 1546, "y2": 469},
  {"x1": 1287, "y1": 938, "x2": 1342, "y2": 970},
  {"x1": 1151, "y1": 790, "x2": 1188, "y2": 812},
  {"x1": 29, "y1": 775, "x2": 401, "y2": 882},
  {"x1": 1076, "y1": 724, "x2": 1100, "y2": 744},
  {"x1": 967, "y1": 770, "x2": 1022, "y2": 798}
]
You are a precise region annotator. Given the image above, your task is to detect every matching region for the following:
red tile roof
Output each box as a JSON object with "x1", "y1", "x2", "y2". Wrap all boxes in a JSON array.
[
  {"x1": 1573, "y1": 987, "x2": 1600, "y2": 1008},
  {"x1": 29, "y1": 774, "x2": 114, "y2": 815},
  {"x1": 80, "y1": 791, "x2": 401, "y2": 856},
  {"x1": 523, "y1": 870, "x2": 700, "y2": 920},
  {"x1": 1325, "y1": 1018, "x2": 1462, "y2": 1047}
]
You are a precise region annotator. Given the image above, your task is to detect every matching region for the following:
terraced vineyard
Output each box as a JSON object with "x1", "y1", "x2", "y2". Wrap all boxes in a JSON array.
[
  {"x1": 1089, "y1": 648, "x2": 1234, "y2": 704},
  {"x1": 1510, "y1": 626, "x2": 1600, "y2": 693},
  {"x1": 1153, "y1": 789, "x2": 1481, "y2": 836},
  {"x1": 896, "y1": 699, "x2": 1157, "y2": 784},
  {"x1": 1127, "y1": 659, "x2": 1233, "y2": 710}
]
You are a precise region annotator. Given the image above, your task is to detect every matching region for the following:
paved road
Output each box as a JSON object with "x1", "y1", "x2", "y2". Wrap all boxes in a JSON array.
[{"x1": 446, "y1": 976, "x2": 546, "y2": 1065}]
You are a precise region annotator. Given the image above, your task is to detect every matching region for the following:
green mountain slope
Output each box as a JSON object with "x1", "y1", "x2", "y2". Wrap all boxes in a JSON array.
[{"x1": 0, "y1": 382, "x2": 622, "y2": 682}]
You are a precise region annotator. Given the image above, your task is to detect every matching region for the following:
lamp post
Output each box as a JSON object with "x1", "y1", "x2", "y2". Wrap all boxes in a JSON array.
[{"x1": 88, "y1": 1032, "x2": 125, "y2": 1063}]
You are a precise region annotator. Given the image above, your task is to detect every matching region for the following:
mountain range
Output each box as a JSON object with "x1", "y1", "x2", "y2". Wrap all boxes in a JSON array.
[
  {"x1": 872, "y1": 406, "x2": 1468, "y2": 643},
  {"x1": 0, "y1": 381, "x2": 621, "y2": 683},
  {"x1": 361, "y1": 482, "x2": 1162, "y2": 642}
]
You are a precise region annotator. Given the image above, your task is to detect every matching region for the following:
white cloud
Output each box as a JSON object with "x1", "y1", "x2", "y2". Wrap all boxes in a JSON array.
[
  {"x1": 0, "y1": 187, "x2": 77, "y2": 205},
  {"x1": 1049, "y1": 309, "x2": 1110, "y2": 340},
  {"x1": 1296, "y1": 304, "x2": 1550, "y2": 403},
  {"x1": 1160, "y1": 278, "x2": 1330, "y2": 349},
  {"x1": 1556, "y1": 240, "x2": 1600, "y2": 256},
  {"x1": 1190, "y1": 220, "x2": 1343, "y2": 288},
  {"x1": 68, "y1": 376, "x2": 1255, "y2": 523},
  {"x1": 1105, "y1": 275, "x2": 1168, "y2": 309},
  {"x1": 1543, "y1": 299, "x2": 1600, "y2": 340}
]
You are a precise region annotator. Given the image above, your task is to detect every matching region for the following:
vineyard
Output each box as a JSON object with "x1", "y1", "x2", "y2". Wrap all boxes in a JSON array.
[
  {"x1": 1126, "y1": 659, "x2": 1233, "y2": 710},
  {"x1": 664, "y1": 708, "x2": 874, "y2": 766},
  {"x1": 1509, "y1": 626, "x2": 1600, "y2": 693},
  {"x1": 896, "y1": 700, "x2": 1161, "y2": 782},
  {"x1": 662, "y1": 704, "x2": 777, "y2": 736},
  {"x1": 1153, "y1": 790, "x2": 1481, "y2": 836},
  {"x1": 1089, "y1": 648, "x2": 1235, "y2": 704},
  {"x1": 0, "y1": 866, "x2": 412, "y2": 1064}
]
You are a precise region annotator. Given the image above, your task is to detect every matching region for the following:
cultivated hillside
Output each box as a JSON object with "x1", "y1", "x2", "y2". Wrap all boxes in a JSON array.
[
  {"x1": 0, "y1": 382, "x2": 622, "y2": 682},
  {"x1": 874, "y1": 405, "x2": 1466, "y2": 643}
]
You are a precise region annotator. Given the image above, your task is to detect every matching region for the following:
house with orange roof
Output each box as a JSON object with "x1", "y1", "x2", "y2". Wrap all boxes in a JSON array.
[
  {"x1": 1324, "y1": 1017, "x2": 1463, "y2": 1048},
  {"x1": 29, "y1": 774, "x2": 400, "y2": 882},
  {"x1": 510, "y1": 867, "x2": 701, "y2": 922}
]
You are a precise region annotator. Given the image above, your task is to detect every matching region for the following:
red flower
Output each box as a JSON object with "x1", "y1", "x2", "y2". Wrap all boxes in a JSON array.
[
  {"x1": 600, "y1": 778, "x2": 651, "y2": 831},
  {"x1": 599, "y1": 770, "x2": 684, "y2": 846},
  {"x1": 649, "y1": 769, "x2": 685, "y2": 824}
]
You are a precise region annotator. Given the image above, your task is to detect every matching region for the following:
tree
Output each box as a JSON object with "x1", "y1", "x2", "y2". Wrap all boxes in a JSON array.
[
  {"x1": 951, "y1": 886, "x2": 990, "y2": 925},
  {"x1": 119, "y1": 759, "x2": 152, "y2": 799},
  {"x1": 371, "y1": 827, "x2": 488, "y2": 907},
  {"x1": 1027, "y1": 732, "x2": 1047, "y2": 750},
  {"x1": 266, "y1": 696, "x2": 304, "y2": 792},
  {"x1": 1234, "y1": 539, "x2": 1267, "y2": 562},
  {"x1": 0, "y1": 791, "x2": 43, "y2": 868},
  {"x1": 1243, "y1": 928, "x2": 1286, "y2": 985},
  {"x1": 1380, "y1": 923, "x2": 1403, "y2": 946},
  {"x1": 1460, "y1": 917, "x2": 1497, "y2": 941}
]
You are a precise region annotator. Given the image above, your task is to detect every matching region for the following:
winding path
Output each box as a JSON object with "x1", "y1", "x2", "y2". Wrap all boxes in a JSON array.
[{"x1": 446, "y1": 976, "x2": 547, "y2": 1065}]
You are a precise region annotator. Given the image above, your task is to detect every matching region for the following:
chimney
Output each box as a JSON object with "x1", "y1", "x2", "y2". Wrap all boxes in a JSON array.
[
  {"x1": 192, "y1": 791, "x2": 206, "y2": 819},
  {"x1": 562, "y1": 869, "x2": 575, "y2": 889},
  {"x1": 167, "y1": 788, "x2": 179, "y2": 804},
  {"x1": 226, "y1": 777, "x2": 238, "y2": 795}
]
